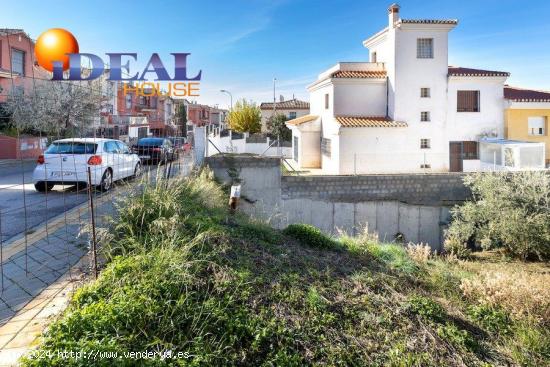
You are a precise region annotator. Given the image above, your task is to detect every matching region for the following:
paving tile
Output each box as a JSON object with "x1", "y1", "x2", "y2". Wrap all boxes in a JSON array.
[
  {"x1": 0, "y1": 333, "x2": 16, "y2": 349},
  {"x1": 7, "y1": 307, "x2": 40, "y2": 323},
  {"x1": 16, "y1": 279, "x2": 47, "y2": 298},
  {"x1": 34, "y1": 271, "x2": 62, "y2": 286},
  {"x1": 4, "y1": 330, "x2": 38, "y2": 349},
  {"x1": 0, "y1": 320, "x2": 29, "y2": 336},
  {"x1": 0, "y1": 263, "x2": 25, "y2": 279},
  {"x1": 0, "y1": 309, "x2": 15, "y2": 326}
]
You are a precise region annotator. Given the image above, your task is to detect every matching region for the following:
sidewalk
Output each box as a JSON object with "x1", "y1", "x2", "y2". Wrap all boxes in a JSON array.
[
  {"x1": 0, "y1": 190, "x2": 115, "y2": 367},
  {"x1": 0, "y1": 157, "x2": 193, "y2": 366}
]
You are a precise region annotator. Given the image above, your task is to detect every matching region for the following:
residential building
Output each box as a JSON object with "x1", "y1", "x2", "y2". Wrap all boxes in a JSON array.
[
  {"x1": 504, "y1": 86, "x2": 550, "y2": 166},
  {"x1": 115, "y1": 84, "x2": 176, "y2": 137},
  {"x1": 0, "y1": 29, "x2": 48, "y2": 103},
  {"x1": 286, "y1": 4, "x2": 526, "y2": 174},
  {"x1": 260, "y1": 97, "x2": 309, "y2": 133}
]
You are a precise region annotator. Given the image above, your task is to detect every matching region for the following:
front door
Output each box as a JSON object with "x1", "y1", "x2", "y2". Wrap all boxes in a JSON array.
[
  {"x1": 450, "y1": 141, "x2": 479, "y2": 172},
  {"x1": 449, "y1": 142, "x2": 463, "y2": 172}
]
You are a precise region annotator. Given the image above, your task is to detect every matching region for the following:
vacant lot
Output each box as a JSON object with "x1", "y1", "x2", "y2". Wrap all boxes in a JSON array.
[{"x1": 23, "y1": 171, "x2": 550, "y2": 366}]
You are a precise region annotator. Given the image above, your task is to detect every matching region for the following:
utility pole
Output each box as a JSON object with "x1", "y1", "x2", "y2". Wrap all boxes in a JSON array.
[{"x1": 273, "y1": 77, "x2": 280, "y2": 154}]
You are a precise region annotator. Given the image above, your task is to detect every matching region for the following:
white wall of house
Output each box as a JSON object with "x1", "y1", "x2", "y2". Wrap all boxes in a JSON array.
[
  {"x1": 447, "y1": 77, "x2": 506, "y2": 140},
  {"x1": 333, "y1": 80, "x2": 387, "y2": 116},
  {"x1": 292, "y1": 129, "x2": 321, "y2": 168}
]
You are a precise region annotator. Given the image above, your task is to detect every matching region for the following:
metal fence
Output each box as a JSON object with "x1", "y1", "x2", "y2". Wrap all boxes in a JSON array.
[{"x1": 0, "y1": 44, "x2": 195, "y2": 324}]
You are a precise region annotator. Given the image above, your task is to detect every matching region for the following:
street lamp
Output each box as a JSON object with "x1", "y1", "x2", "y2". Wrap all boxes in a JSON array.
[{"x1": 220, "y1": 89, "x2": 233, "y2": 110}]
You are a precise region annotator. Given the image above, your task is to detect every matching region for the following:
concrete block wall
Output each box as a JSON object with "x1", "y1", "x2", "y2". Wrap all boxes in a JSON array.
[
  {"x1": 281, "y1": 173, "x2": 471, "y2": 206},
  {"x1": 204, "y1": 155, "x2": 471, "y2": 249}
]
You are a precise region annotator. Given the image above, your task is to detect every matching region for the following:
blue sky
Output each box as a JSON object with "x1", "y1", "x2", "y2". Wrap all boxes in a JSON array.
[{"x1": 2, "y1": 0, "x2": 550, "y2": 108}]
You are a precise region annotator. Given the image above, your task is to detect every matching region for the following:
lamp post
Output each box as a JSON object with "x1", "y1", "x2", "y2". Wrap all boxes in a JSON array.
[{"x1": 220, "y1": 89, "x2": 233, "y2": 110}]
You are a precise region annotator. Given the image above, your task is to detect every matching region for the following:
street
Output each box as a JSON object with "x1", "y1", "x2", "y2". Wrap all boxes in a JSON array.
[{"x1": 0, "y1": 157, "x2": 191, "y2": 245}]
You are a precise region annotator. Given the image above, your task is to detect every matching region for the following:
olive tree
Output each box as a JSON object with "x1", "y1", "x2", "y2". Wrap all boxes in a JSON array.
[
  {"x1": 445, "y1": 171, "x2": 550, "y2": 260},
  {"x1": 266, "y1": 113, "x2": 291, "y2": 141}
]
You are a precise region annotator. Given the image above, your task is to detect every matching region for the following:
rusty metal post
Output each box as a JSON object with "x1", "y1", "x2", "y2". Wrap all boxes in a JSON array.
[{"x1": 86, "y1": 167, "x2": 99, "y2": 279}]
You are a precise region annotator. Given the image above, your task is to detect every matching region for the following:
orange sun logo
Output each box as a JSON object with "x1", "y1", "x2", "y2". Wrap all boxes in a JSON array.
[{"x1": 34, "y1": 28, "x2": 79, "y2": 72}]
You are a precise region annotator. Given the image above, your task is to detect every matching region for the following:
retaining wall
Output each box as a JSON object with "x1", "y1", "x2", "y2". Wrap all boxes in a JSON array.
[{"x1": 205, "y1": 155, "x2": 471, "y2": 249}]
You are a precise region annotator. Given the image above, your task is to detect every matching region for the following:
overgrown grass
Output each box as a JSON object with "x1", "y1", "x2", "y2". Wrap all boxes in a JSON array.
[{"x1": 23, "y1": 170, "x2": 550, "y2": 366}]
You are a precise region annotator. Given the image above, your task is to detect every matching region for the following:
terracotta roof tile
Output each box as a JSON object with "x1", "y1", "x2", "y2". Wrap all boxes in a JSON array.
[
  {"x1": 335, "y1": 116, "x2": 407, "y2": 128},
  {"x1": 331, "y1": 70, "x2": 387, "y2": 79},
  {"x1": 260, "y1": 98, "x2": 309, "y2": 110},
  {"x1": 504, "y1": 86, "x2": 550, "y2": 102},
  {"x1": 448, "y1": 67, "x2": 510, "y2": 77},
  {"x1": 285, "y1": 114, "x2": 318, "y2": 126},
  {"x1": 400, "y1": 19, "x2": 458, "y2": 25}
]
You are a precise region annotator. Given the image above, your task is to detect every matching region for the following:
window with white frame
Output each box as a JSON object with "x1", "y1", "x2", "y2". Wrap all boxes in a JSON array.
[
  {"x1": 420, "y1": 88, "x2": 430, "y2": 98},
  {"x1": 289, "y1": 111, "x2": 297, "y2": 120},
  {"x1": 421, "y1": 111, "x2": 430, "y2": 122},
  {"x1": 417, "y1": 38, "x2": 433, "y2": 59},
  {"x1": 420, "y1": 139, "x2": 430, "y2": 149},
  {"x1": 528, "y1": 117, "x2": 546, "y2": 136},
  {"x1": 371, "y1": 51, "x2": 377, "y2": 63}
]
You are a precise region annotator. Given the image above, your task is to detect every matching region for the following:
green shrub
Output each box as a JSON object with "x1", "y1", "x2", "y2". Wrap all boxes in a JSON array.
[
  {"x1": 407, "y1": 295, "x2": 445, "y2": 322},
  {"x1": 443, "y1": 234, "x2": 471, "y2": 259},
  {"x1": 283, "y1": 223, "x2": 340, "y2": 250},
  {"x1": 467, "y1": 304, "x2": 510, "y2": 334},
  {"x1": 437, "y1": 323, "x2": 478, "y2": 351}
]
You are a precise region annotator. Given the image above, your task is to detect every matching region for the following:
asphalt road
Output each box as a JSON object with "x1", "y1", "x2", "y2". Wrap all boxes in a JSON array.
[{"x1": 0, "y1": 157, "x2": 190, "y2": 244}]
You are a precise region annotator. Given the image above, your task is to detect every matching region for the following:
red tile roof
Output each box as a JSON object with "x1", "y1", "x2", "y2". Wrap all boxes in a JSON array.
[
  {"x1": 335, "y1": 116, "x2": 407, "y2": 128},
  {"x1": 448, "y1": 67, "x2": 510, "y2": 77},
  {"x1": 504, "y1": 86, "x2": 550, "y2": 102},
  {"x1": 260, "y1": 98, "x2": 309, "y2": 110},
  {"x1": 331, "y1": 70, "x2": 387, "y2": 79},
  {"x1": 400, "y1": 19, "x2": 458, "y2": 25},
  {"x1": 285, "y1": 114, "x2": 318, "y2": 126}
]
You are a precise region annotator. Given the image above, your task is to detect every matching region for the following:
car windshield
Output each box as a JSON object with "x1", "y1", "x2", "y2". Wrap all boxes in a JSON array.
[
  {"x1": 45, "y1": 142, "x2": 97, "y2": 154},
  {"x1": 137, "y1": 138, "x2": 163, "y2": 147}
]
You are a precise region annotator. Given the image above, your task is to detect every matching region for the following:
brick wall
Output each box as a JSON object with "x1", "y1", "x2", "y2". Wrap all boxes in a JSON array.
[{"x1": 282, "y1": 174, "x2": 470, "y2": 206}]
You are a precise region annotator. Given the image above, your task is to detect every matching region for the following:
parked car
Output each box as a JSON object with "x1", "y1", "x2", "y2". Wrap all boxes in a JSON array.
[
  {"x1": 133, "y1": 137, "x2": 175, "y2": 164},
  {"x1": 32, "y1": 138, "x2": 142, "y2": 192},
  {"x1": 168, "y1": 136, "x2": 186, "y2": 156}
]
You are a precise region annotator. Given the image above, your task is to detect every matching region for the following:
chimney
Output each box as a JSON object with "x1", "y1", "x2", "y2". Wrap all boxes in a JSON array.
[
  {"x1": 279, "y1": 95, "x2": 284, "y2": 102},
  {"x1": 388, "y1": 3, "x2": 400, "y2": 28}
]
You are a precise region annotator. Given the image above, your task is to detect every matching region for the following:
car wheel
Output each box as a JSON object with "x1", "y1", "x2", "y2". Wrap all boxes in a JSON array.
[
  {"x1": 34, "y1": 181, "x2": 54, "y2": 192},
  {"x1": 133, "y1": 163, "x2": 142, "y2": 178},
  {"x1": 97, "y1": 169, "x2": 113, "y2": 192}
]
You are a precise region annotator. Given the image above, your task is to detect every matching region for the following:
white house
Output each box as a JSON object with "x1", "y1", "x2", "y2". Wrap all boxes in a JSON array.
[
  {"x1": 260, "y1": 97, "x2": 309, "y2": 133},
  {"x1": 287, "y1": 3, "x2": 516, "y2": 174}
]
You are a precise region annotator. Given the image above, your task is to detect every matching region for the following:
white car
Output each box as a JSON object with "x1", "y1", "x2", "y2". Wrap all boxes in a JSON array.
[{"x1": 33, "y1": 138, "x2": 142, "y2": 192}]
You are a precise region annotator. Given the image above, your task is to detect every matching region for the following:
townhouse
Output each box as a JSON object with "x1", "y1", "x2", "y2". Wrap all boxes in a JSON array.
[
  {"x1": 286, "y1": 4, "x2": 548, "y2": 174},
  {"x1": 504, "y1": 86, "x2": 550, "y2": 166},
  {"x1": 260, "y1": 97, "x2": 309, "y2": 133}
]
